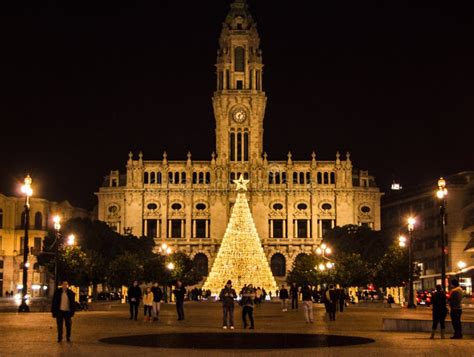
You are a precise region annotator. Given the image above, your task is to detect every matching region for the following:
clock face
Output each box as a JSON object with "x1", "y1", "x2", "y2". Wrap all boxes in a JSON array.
[{"x1": 232, "y1": 109, "x2": 247, "y2": 123}]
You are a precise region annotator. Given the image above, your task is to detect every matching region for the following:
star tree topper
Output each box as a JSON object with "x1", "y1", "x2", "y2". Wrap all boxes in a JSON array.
[{"x1": 233, "y1": 174, "x2": 249, "y2": 191}]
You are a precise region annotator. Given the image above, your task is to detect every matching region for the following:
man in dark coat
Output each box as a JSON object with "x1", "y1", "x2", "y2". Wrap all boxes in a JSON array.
[
  {"x1": 219, "y1": 280, "x2": 237, "y2": 329},
  {"x1": 128, "y1": 280, "x2": 142, "y2": 320},
  {"x1": 290, "y1": 283, "x2": 299, "y2": 310},
  {"x1": 241, "y1": 284, "x2": 256, "y2": 329},
  {"x1": 151, "y1": 282, "x2": 163, "y2": 321},
  {"x1": 430, "y1": 284, "x2": 448, "y2": 339},
  {"x1": 51, "y1": 281, "x2": 76, "y2": 343},
  {"x1": 173, "y1": 280, "x2": 186, "y2": 320}
]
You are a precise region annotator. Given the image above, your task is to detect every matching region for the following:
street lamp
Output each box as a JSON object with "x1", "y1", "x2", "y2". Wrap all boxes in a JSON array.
[
  {"x1": 457, "y1": 261, "x2": 466, "y2": 281},
  {"x1": 407, "y1": 216, "x2": 416, "y2": 309},
  {"x1": 316, "y1": 243, "x2": 332, "y2": 258},
  {"x1": 436, "y1": 177, "x2": 448, "y2": 292},
  {"x1": 158, "y1": 243, "x2": 173, "y2": 302},
  {"x1": 53, "y1": 215, "x2": 61, "y2": 289},
  {"x1": 67, "y1": 234, "x2": 76, "y2": 246},
  {"x1": 19, "y1": 175, "x2": 33, "y2": 313}
]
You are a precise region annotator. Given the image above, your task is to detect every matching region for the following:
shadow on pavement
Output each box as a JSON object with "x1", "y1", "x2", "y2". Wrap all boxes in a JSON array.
[{"x1": 100, "y1": 332, "x2": 375, "y2": 349}]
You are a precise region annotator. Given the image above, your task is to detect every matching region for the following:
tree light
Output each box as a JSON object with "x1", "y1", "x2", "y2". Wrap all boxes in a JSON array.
[
  {"x1": 318, "y1": 263, "x2": 326, "y2": 271},
  {"x1": 167, "y1": 262, "x2": 175, "y2": 270},
  {"x1": 457, "y1": 261, "x2": 466, "y2": 270}
]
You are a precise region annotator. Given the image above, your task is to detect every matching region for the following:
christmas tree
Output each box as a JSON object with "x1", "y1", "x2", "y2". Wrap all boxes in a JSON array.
[{"x1": 203, "y1": 175, "x2": 277, "y2": 295}]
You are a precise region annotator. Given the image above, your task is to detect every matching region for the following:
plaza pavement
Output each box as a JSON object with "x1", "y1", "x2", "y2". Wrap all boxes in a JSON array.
[{"x1": 0, "y1": 301, "x2": 472, "y2": 357}]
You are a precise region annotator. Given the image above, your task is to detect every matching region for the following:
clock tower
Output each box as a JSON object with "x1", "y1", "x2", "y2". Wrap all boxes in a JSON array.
[{"x1": 212, "y1": 0, "x2": 267, "y2": 166}]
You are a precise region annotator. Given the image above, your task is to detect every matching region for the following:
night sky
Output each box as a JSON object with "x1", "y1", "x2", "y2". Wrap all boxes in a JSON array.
[{"x1": 1, "y1": 0, "x2": 473, "y2": 209}]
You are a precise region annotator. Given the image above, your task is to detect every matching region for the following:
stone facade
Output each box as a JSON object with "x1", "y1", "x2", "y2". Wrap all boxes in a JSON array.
[
  {"x1": 0, "y1": 193, "x2": 88, "y2": 296},
  {"x1": 96, "y1": 0, "x2": 382, "y2": 281}
]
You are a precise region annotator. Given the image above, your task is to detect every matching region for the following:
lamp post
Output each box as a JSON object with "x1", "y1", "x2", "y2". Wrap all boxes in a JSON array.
[
  {"x1": 436, "y1": 177, "x2": 448, "y2": 292},
  {"x1": 53, "y1": 215, "x2": 61, "y2": 289},
  {"x1": 18, "y1": 175, "x2": 33, "y2": 313},
  {"x1": 167, "y1": 262, "x2": 175, "y2": 303},
  {"x1": 457, "y1": 261, "x2": 466, "y2": 282},
  {"x1": 407, "y1": 217, "x2": 416, "y2": 309},
  {"x1": 316, "y1": 243, "x2": 332, "y2": 259},
  {"x1": 158, "y1": 243, "x2": 173, "y2": 302}
]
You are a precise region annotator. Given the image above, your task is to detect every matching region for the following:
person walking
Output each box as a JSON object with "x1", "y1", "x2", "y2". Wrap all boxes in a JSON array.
[
  {"x1": 279, "y1": 284, "x2": 289, "y2": 312},
  {"x1": 301, "y1": 282, "x2": 314, "y2": 323},
  {"x1": 430, "y1": 284, "x2": 447, "y2": 339},
  {"x1": 51, "y1": 280, "x2": 76, "y2": 343},
  {"x1": 449, "y1": 279, "x2": 463, "y2": 339},
  {"x1": 290, "y1": 283, "x2": 299, "y2": 310},
  {"x1": 128, "y1": 280, "x2": 142, "y2": 320},
  {"x1": 325, "y1": 284, "x2": 337, "y2": 321},
  {"x1": 151, "y1": 283, "x2": 163, "y2": 321},
  {"x1": 173, "y1": 280, "x2": 186, "y2": 321},
  {"x1": 143, "y1": 287, "x2": 154, "y2": 322},
  {"x1": 219, "y1": 280, "x2": 237, "y2": 329},
  {"x1": 241, "y1": 284, "x2": 256, "y2": 329}
]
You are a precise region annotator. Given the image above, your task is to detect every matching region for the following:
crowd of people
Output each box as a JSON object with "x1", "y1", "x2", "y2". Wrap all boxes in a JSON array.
[{"x1": 48, "y1": 278, "x2": 466, "y2": 343}]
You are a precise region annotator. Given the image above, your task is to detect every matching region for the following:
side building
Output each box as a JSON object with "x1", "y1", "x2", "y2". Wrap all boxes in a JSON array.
[
  {"x1": 0, "y1": 193, "x2": 89, "y2": 297},
  {"x1": 96, "y1": 0, "x2": 382, "y2": 283},
  {"x1": 382, "y1": 171, "x2": 474, "y2": 295}
]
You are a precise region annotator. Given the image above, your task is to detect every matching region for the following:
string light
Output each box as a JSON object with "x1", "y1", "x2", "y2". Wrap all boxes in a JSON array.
[{"x1": 202, "y1": 176, "x2": 277, "y2": 295}]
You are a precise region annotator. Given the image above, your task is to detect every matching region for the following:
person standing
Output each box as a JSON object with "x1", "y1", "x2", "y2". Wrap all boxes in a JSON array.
[
  {"x1": 51, "y1": 280, "x2": 76, "y2": 343},
  {"x1": 290, "y1": 283, "x2": 299, "y2": 310},
  {"x1": 430, "y1": 285, "x2": 447, "y2": 339},
  {"x1": 128, "y1": 280, "x2": 142, "y2": 321},
  {"x1": 279, "y1": 284, "x2": 289, "y2": 312},
  {"x1": 143, "y1": 287, "x2": 154, "y2": 322},
  {"x1": 255, "y1": 287, "x2": 262, "y2": 306},
  {"x1": 241, "y1": 284, "x2": 256, "y2": 329},
  {"x1": 325, "y1": 284, "x2": 337, "y2": 321},
  {"x1": 449, "y1": 279, "x2": 463, "y2": 339},
  {"x1": 219, "y1": 280, "x2": 237, "y2": 329},
  {"x1": 151, "y1": 283, "x2": 163, "y2": 321},
  {"x1": 338, "y1": 289, "x2": 346, "y2": 313},
  {"x1": 173, "y1": 280, "x2": 186, "y2": 321},
  {"x1": 301, "y1": 282, "x2": 314, "y2": 323}
]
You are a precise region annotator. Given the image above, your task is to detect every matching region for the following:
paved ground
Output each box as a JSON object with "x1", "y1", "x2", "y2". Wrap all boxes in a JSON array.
[{"x1": 0, "y1": 301, "x2": 473, "y2": 357}]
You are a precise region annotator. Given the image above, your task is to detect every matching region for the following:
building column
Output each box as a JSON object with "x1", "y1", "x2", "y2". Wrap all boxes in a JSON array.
[
  {"x1": 192, "y1": 220, "x2": 196, "y2": 239},
  {"x1": 283, "y1": 220, "x2": 287, "y2": 238},
  {"x1": 143, "y1": 219, "x2": 148, "y2": 237},
  {"x1": 306, "y1": 220, "x2": 310, "y2": 238},
  {"x1": 205, "y1": 220, "x2": 209, "y2": 238},
  {"x1": 331, "y1": 219, "x2": 335, "y2": 229},
  {"x1": 181, "y1": 220, "x2": 185, "y2": 238},
  {"x1": 294, "y1": 220, "x2": 298, "y2": 239},
  {"x1": 168, "y1": 220, "x2": 172, "y2": 238},
  {"x1": 318, "y1": 219, "x2": 322, "y2": 239},
  {"x1": 269, "y1": 220, "x2": 274, "y2": 238}
]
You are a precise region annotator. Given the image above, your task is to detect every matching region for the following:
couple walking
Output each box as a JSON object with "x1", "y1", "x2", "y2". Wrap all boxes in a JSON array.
[{"x1": 219, "y1": 280, "x2": 256, "y2": 329}]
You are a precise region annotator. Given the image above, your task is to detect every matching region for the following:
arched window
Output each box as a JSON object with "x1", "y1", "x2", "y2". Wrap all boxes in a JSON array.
[
  {"x1": 230, "y1": 132, "x2": 236, "y2": 162},
  {"x1": 20, "y1": 211, "x2": 27, "y2": 229},
  {"x1": 157, "y1": 172, "x2": 162, "y2": 184},
  {"x1": 243, "y1": 132, "x2": 249, "y2": 161},
  {"x1": 293, "y1": 172, "x2": 298, "y2": 184},
  {"x1": 237, "y1": 132, "x2": 242, "y2": 161},
  {"x1": 199, "y1": 172, "x2": 204, "y2": 184},
  {"x1": 144, "y1": 172, "x2": 149, "y2": 184},
  {"x1": 294, "y1": 253, "x2": 309, "y2": 265},
  {"x1": 193, "y1": 253, "x2": 209, "y2": 277},
  {"x1": 174, "y1": 172, "x2": 180, "y2": 184},
  {"x1": 268, "y1": 172, "x2": 274, "y2": 184},
  {"x1": 193, "y1": 172, "x2": 198, "y2": 184},
  {"x1": 275, "y1": 172, "x2": 281, "y2": 184},
  {"x1": 323, "y1": 172, "x2": 329, "y2": 184},
  {"x1": 34, "y1": 212, "x2": 42, "y2": 230},
  {"x1": 234, "y1": 46, "x2": 245, "y2": 72},
  {"x1": 299, "y1": 172, "x2": 304, "y2": 184},
  {"x1": 281, "y1": 172, "x2": 287, "y2": 184},
  {"x1": 181, "y1": 172, "x2": 187, "y2": 184},
  {"x1": 271, "y1": 254, "x2": 286, "y2": 277},
  {"x1": 330, "y1": 172, "x2": 335, "y2": 184},
  {"x1": 317, "y1": 172, "x2": 322, "y2": 184},
  {"x1": 205, "y1": 172, "x2": 211, "y2": 184},
  {"x1": 306, "y1": 172, "x2": 311, "y2": 184},
  {"x1": 0, "y1": 208, "x2": 3, "y2": 229},
  {"x1": 150, "y1": 172, "x2": 156, "y2": 184}
]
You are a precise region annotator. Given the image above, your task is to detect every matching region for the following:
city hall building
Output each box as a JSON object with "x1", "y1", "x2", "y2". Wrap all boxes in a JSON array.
[{"x1": 96, "y1": 0, "x2": 382, "y2": 280}]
